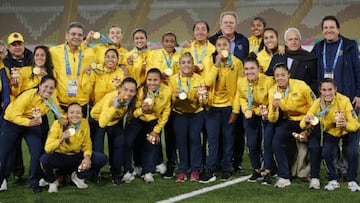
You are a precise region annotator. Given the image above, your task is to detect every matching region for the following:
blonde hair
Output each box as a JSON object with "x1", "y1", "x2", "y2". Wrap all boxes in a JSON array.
[{"x1": 219, "y1": 11, "x2": 238, "y2": 24}]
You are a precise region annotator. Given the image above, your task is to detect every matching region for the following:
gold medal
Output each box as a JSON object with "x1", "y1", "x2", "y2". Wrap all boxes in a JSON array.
[
  {"x1": 244, "y1": 110, "x2": 252, "y2": 119},
  {"x1": 144, "y1": 98, "x2": 153, "y2": 105},
  {"x1": 164, "y1": 68, "x2": 173, "y2": 76},
  {"x1": 68, "y1": 128, "x2": 76, "y2": 136},
  {"x1": 90, "y1": 62, "x2": 97, "y2": 70},
  {"x1": 196, "y1": 63, "x2": 204, "y2": 71},
  {"x1": 221, "y1": 50, "x2": 229, "y2": 58},
  {"x1": 179, "y1": 92, "x2": 187, "y2": 100},
  {"x1": 33, "y1": 66, "x2": 41, "y2": 75},
  {"x1": 310, "y1": 116, "x2": 319, "y2": 126},
  {"x1": 274, "y1": 92, "x2": 282, "y2": 99},
  {"x1": 93, "y1": 32, "x2": 100, "y2": 39}
]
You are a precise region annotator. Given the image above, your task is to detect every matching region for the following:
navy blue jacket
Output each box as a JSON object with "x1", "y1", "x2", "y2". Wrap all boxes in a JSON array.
[{"x1": 3, "y1": 48, "x2": 33, "y2": 69}]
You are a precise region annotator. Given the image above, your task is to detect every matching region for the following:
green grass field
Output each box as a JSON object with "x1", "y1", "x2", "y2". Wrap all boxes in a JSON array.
[{"x1": 1, "y1": 140, "x2": 360, "y2": 203}]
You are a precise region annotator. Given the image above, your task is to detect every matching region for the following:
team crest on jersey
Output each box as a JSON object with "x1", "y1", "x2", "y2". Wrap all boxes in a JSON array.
[{"x1": 237, "y1": 45, "x2": 243, "y2": 51}]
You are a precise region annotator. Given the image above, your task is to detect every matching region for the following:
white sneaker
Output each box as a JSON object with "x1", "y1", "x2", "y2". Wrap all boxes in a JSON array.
[
  {"x1": 48, "y1": 181, "x2": 59, "y2": 193},
  {"x1": 0, "y1": 179, "x2": 7, "y2": 191},
  {"x1": 274, "y1": 177, "x2": 291, "y2": 188},
  {"x1": 133, "y1": 167, "x2": 143, "y2": 177},
  {"x1": 71, "y1": 172, "x2": 88, "y2": 189},
  {"x1": 144, "y1": 173, "x2": 154, "y2": 183},
  {"x1": 155, "y1": 163, "x2": 167, "y2": 174},
  {"x1": 348, "y1": 181, "x2": 360, "y2": 192},
  {"x1": 324, "y1": 180, "x2": 340, "y2": 191},
  {"x1": 122, "y1": 171, "x2": 135, "y2": 183},
  {"x1": 309, "y1": 178, "x2": 320, "y2": 190},
  {"x1": 39, "y1": 178, "x2": 49, "y2": 187}
]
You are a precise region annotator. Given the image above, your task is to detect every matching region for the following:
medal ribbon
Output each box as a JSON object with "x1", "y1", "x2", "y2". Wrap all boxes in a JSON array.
[
  {"x1": 100, "y1": 33, "x2": 115, "y2": 46},
  {"x1": 44, "y1": 96, "x2": 62, "y2": 119},
  {"x1": 162, "y1": 51, "x2": 173, "y2": 69},
  {"x1": 193, "y1": 44, "x2": 207, "y2": 64},
  {"x1": 64, "y1": 45, "x2": 82, "y2": 76},
  {"x1": 177, "y1": 74, "x2": 191, "y2": 93},
  {"x1": 247, "y1": 84, "x2": 254, "y2": 110},
  {"x1": 146, "y1": 87, "x2": 160, "y2": 99}
]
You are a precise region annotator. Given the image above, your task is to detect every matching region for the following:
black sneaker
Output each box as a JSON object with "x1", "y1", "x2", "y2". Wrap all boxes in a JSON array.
[
  {"x1": 221, "y1": 171, "x2": 230, "y2": 181},
  {"x1": 14, "y1": 176, "x2": 24, "y2": 184},
  {"x1": 233, "y1": 165, "x2": 244, "y2": 173},
  {"x1": 199, "y1": 171, "x2": 216, "y2": 183},
  {"x1": 261, "y1": 174, "x2": 271, "y2": 185},
  {"x1": 31, "y1": 185, "x2": 42, "y2": 193},
  {"x1": 247, "y1": 171, "x2": 262, "y2": 182},
  {"x1": 112, "y1": 176, "x2": 124, "y2": 186},
  {"x1": 162, "y1": 168, "x2": 174, "y2": 179}
]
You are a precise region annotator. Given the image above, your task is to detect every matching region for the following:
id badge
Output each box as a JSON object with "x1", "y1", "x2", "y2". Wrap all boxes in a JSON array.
[
  {"x1": 67, "y1": 79, "x2": 78, "y2": 96},
  {"x1": 324, "y1": 71, "x2": 334, "y2": 79}
]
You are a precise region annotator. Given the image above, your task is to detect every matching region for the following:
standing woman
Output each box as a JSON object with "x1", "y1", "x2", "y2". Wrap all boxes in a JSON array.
[
  {"x1": 127, "y1": 28, "x2": 152, "y2": 86},
  {"x1": 125, "y1": 68, "x2": 171, "y2": 183},
  {"x1": 168, "y1": 52, "x2": 208, "y2": 182},
  {"x1": 300, "y1": 78, "x2": 360, "y2": 191},
  {"x1": 268, "y1": 63, "x2": 316, "y2": 188},
  {"x1": 200, "y1": 35, "x2": 243, "y2": 183},
  {"x1": 233, "y1": 53, "x2": 275, "y2": 184},
  {"x1": 248, "y1": 17, "x2": 266, "y2": 54},
  {"x1": 0, "y1": 75, "x2": 64, "y2": 193}
]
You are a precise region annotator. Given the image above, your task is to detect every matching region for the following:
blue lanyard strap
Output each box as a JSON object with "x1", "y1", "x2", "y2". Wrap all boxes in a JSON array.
[
  {"x1": 220, "y1": 56, "x2": 233, "y2": 67},
  {"x1": 177, "y1": 74, "x2": 190, "y2": 93},
  {"x1": 247, "y1": 84, "x2": 254, "y2": 110},
  {"x1": 323, "y1": 38, "x2": 343, "y2": 71},
  {"x1": 276, "y1": 85, "x2": 290, "y2": 98},
  {"x1": 315, "y1": 103, "x2": 334, "y2": 117},
  {"x1": 162, "y1": 51, "x2": 173, "y2": 69},
  {"x1": 146, "y1": 87, "x2": 160, "y2": 99},
  {"x1": 67, "y1": 123, "x2": 80, "y2": 131},
  {"x1": 44, "y1": 96, "x2": 62, "y2": 119},
  {"x1": 193, "y1": 44, "x2": 207, "y2": 64},
  {"x1": 100, "y1": 33, "x2": 115, "y2": 46},
  {"x1": 116, "y1": 100, "x2": 131, "y2": 108},
  {"x1": 64, "y1": 45, "x2": 82, "y2": 76},
  {"x1": 136, "y1": 47, "x2": 148, "y2": 53}
]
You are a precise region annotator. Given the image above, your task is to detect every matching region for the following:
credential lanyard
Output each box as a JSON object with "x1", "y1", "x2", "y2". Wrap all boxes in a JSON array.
[{"x1": 64, "y1": 45, "x2": 82, "y2": 76}]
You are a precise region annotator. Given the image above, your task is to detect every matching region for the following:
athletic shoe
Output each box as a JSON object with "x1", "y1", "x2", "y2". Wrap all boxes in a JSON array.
[
  {"x1": 176, "y1": 172, "x2": 187, "y2": 182},
  {"x1": 133, "y1": 167, "x2": 143, "y2": 177},
  {"x1": 31, "y1": 185, "x2": 42, "y2": 193},
  {"x1": 199, "y1": 171, "x2": 216, "y2": 183},
  {"x1": 155, "y1": 163, "x2": 167, "y2": 174},
  {"x1": 144, "y1": 173, "x2": 154, "y2": 183},
  {"x1": 163, "y1": 168, "x2": 174, "y2": 179},
  {"x1": 348, "y1": 181, "x2": 360, "y2": 192},
  {"x1": 112, "y1": 176, "x2": 124, "y2": 185},
  {"x1": 14, "y1": 176, "x2": 24, "y2": 184},
  {"x1": 39, "y1": 178, "x2": 49, "y2": 187},
  {"x1": 190, "y1": 171, "x2": 199, "y2": 182},
  {"x1": 71, "y1": 172, "x2": 88, "y2": 189},
  {"x1": 274, "y1": 178, "x2": 291, "y2": 188},
  {"x1": 324, "y1": 180, "x2": 340, "y2": 191},
  {"x1": 221, "y1": 171, "x2": 230, "y2": 181},
  {"x1": 262, "y1": 174, "x2": 272, "y2": 185},
  {"x1": 122, "y1": 171, "x2": 135, "y2": 183},
  {"x1": 48, "y1": 181, "x2": 59, "y2": 193},
  {"x1": 247, "y1": 171, "x2": 262, "y2": 182},
  {"x1": 233, "y1": 165, "x2": 244, "y2": 173},
  {"x1": 0, "y1": 179, "x2": 7, "y2": 191},
  {"x1": 309, "y1": 178, "x2": 320, "y2": 190}
]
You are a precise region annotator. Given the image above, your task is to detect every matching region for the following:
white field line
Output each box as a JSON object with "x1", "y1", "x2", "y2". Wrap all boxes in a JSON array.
[{"x1": 156, "y1": 175, "x2": 251, "y2": 203}]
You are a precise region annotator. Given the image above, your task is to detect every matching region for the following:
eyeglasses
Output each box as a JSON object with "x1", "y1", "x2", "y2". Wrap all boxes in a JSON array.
[{"x1": 68, "y1": 32, "x2": 83, "y2": 37}]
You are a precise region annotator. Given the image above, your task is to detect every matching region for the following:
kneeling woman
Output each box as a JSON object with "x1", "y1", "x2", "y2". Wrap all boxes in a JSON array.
[
  {"x1": 268, "y1": 63, "x2": 315, "y2": 188},
  {"x1": 41, "y1": 103, "x2": 108, "y2": 193},
  {"x1": 300, "y1": 78, "x2": 360, "y2": 192}
]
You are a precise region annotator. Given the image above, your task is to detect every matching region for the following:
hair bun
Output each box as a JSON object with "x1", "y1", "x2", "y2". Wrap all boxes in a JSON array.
[{"x1": 248, "y1": 52, "x2": 258, "y2": 60}]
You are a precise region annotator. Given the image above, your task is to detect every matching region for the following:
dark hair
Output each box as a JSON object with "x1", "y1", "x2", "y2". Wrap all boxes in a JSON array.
[
  {"x1": 319, "y1": 78, "x2": 337, "y2": 89},
  {"x1": 252, "y1": 17, "x2": 266, "y2": 28},
  {"x1": 272, "y1": 62, "x2": 289, "y2": 73},
  {"x1": 142, "y1": 68, "x2": 162, "y2": 98},
  {"x1": 121, "y1": 77, "x2": 138, "y2": 87},
  {"x1": 68, "y1": 102, "x2": 81, "y2": 110},
  {"x1": 212, "y1": 35, "x2": 231, "y2": 63},
  {"x1": 192, "y1": 21, "x2": 210, "y2": 32},
  {"x1": 67, "y1": 22, "x2": 85, "y2": 32},
  {"x1": 162, "y1": 32, "x2": 179, "y2": 47},
  {"x1": 321, "y1": 15, "x2": 340, "y2": 29},
  {"x1": 119, "y1": 77, "x2": 138, "y2": 124},
  {"x1": 32, "y1": 45, "x2": 53, "y2": 77},
  {"x1": 105, "y1": 48, "x2": 119, "y2": 58},
  {"x1": 39, "y1": 74, "x2": 57, "y2": 87},
  {"x1": 132, "y1": 28, "x2": 148, "y2": 39},
  {"x1": 263, "y1": 27, "x2": 278, "y2": 38},
  {"x1": 244, "y1": 52, "x2": 259, "y2": 67},
  {"x1": 179, "y1": 52, "x2": 194, "y2": 64}
]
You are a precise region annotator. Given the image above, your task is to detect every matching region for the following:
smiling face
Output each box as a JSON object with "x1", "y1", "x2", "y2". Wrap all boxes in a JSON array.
[
  {"x1": 251, "y1": 19, "x2": 265, "y2": 38},
  {"x1": 146, "y1": 72, "x2": 161, "y2": 92},
  {"x1": 8, "y1": 41, "x2": 25, "y2": 58},
  {"x1": 34, "y1": 47, "x2": 46, "y2": 67},
  {"x1": 66, "y1": 27, "x2": 84, "y2": 50},
  {"x1": 108, "y1": 26, "x2": 123, "y2": 45},
  {"x1": 220, "y1": 14, "x2": 237, "y2": 36},
  {"x1": 133, "y1": 31, "x2": 147, "y2": 50},
  {"x1": 320, "y1": 82, "x2": 336, "y2": 102},
  {"x1": 285, "y1": 31, "x2": 301, "y2": 51},
  {"x1": 104, "y1": 49, "x2": 118, "y2": 69},
  {"x1": 263, "y1": 30, "x2": 278, "y2": 51},
  {"x1": 38, "y1": 79, "x2": 55, "y2": 100},
  {"x1": 162, "y1": 34, "x2": 176, "y2": 53},
  {"x1": 193, "y1": 22, "x2": 209, "y2": 43},
  {"x1": 179, "y1": 55, "x2": 194, "y2": 76},
  {"x1": 244, "y1": 61, "x2": 259, "y2": 82},
  {"x1": 322, "y1": 20, "x2": 340, "y2": 42},
  {"x1": 215, "y1": 37, "x2": 231, "y2": 54},
  {"x1": 120, "y1": 81, "x2": 137, "y2": 101},
  {"x1": 67, "y1": 104, "x2": 82, "y2": 125},
  {"x1": 274, "y1": 67, "x2": 290, "y2": 88}
]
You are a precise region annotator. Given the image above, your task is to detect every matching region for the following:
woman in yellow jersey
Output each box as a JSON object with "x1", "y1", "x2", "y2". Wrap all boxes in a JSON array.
[
  {"x1": 268, "y1": 63, "x2": 316, "y2": 188},
  {"x1": 11, "y1": 45, "x2": 53, "y2": 97},
  {"x1": 125, "y1": 68, "x2": 171, "y2": 183},
  {"x1": 233, "y1": 53, "x2": 275, "y2": 184},
  {"x1": 199, "y1": 36, "x2": 243, "y2": 183},
  {"x1": 0, "y1": 75, "x2": 64, "y2": 193},
  {"x1": 248, "y1": 17, "x2": 266, "y2": 54},
  {"x1": 300, "y1": 78, "x2": 360, "y2": 191},
  {"x1": 40, "y1": 103, "x2": 108, "y2": 193},
  {"x1": 182, "y1": 21, "x2": 216, "y2": 76},
  {"x1": 126, "y1": 28, "x2": 152, "y2": 86},
  {"x1": 257, "y1": 28, "x2": 283, "y2": 73},
  {"x1": 168, "y1": 52, "x2": 208, "y2": 182}
]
